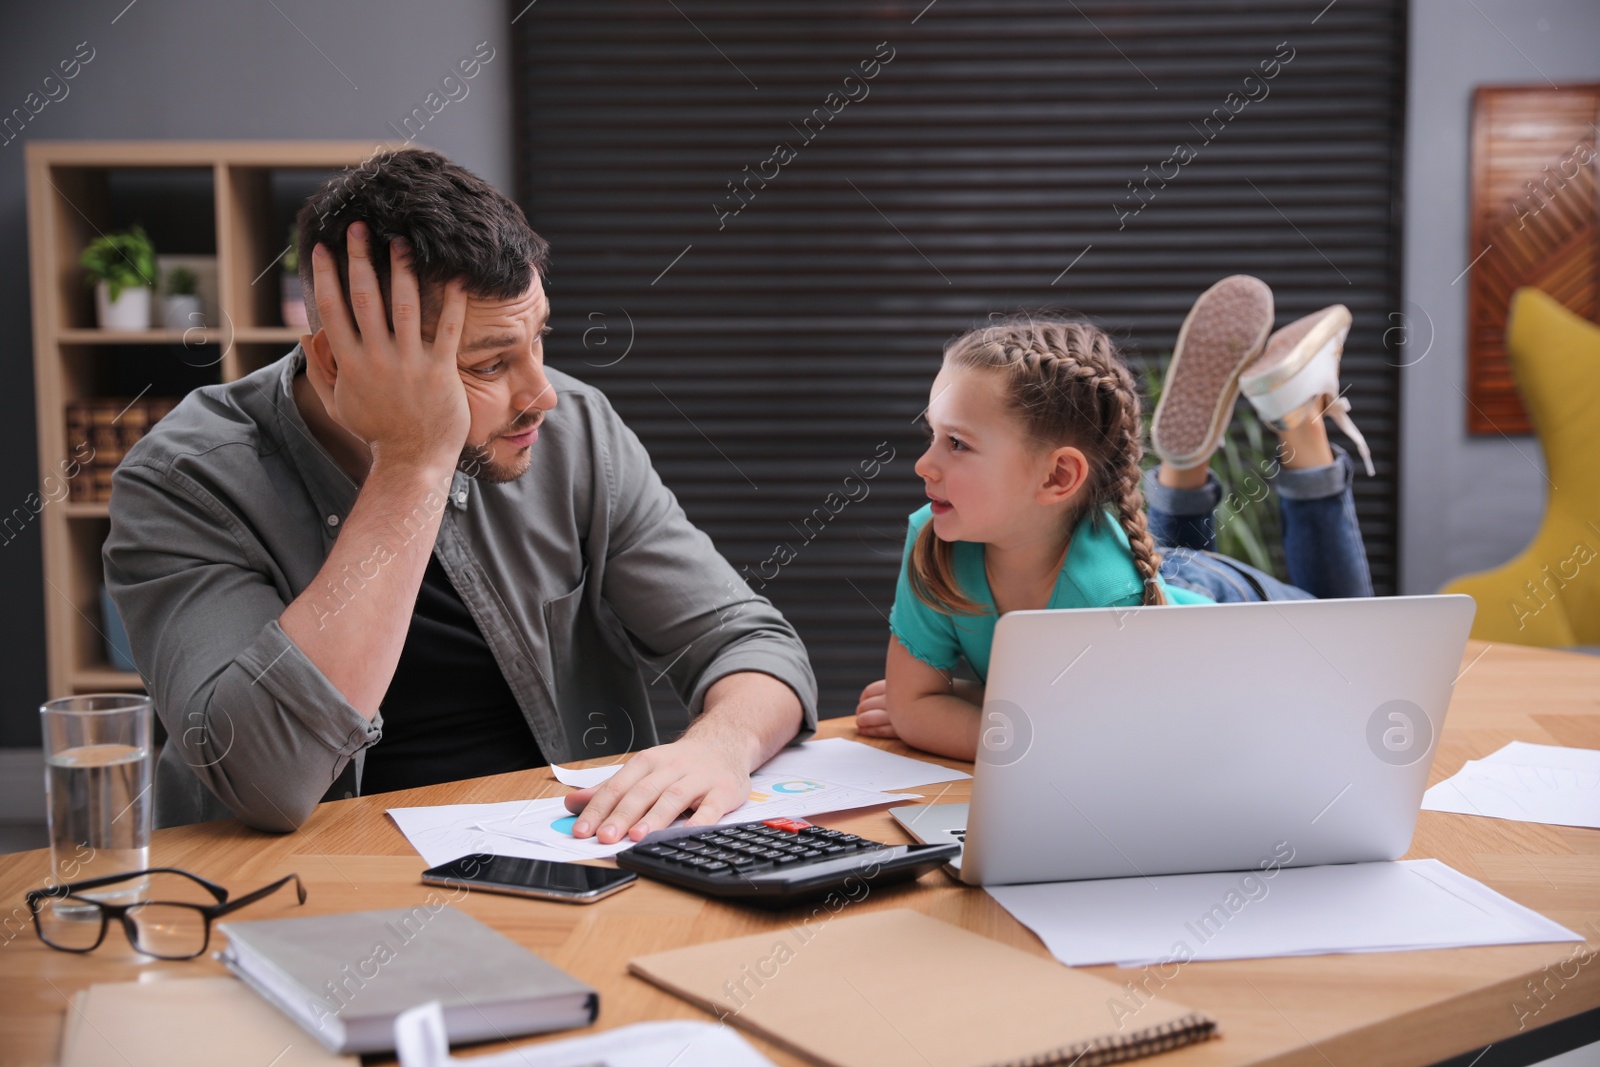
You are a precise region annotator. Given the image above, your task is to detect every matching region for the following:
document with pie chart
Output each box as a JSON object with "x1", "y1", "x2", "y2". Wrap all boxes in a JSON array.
[{"x1": 388, "y1": 772, "x2": 917, "y2": 867}]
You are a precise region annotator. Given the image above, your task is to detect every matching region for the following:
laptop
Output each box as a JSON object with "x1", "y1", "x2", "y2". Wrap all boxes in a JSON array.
[{"x1": 891, "y1": 594, "x2": 1476, "y2": 886}]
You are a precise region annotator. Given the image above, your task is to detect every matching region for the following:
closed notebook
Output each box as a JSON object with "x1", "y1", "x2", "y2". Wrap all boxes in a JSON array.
[
  {"x1": 218, "y1": 905, "x2": 597, "y2": 1055},
  {"x1": 629, "y1": 908, "x2": 1215, "y2": 1067},
  {"x1": 59, "y1": 976, "x2": 355, "y2": 1067}
]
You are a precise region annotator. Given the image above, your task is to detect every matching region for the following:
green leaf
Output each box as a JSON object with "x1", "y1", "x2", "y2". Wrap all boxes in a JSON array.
[
  {"x1": 164, "y1": 265, "x2": 198, "y2": 297},
  {"x1": 80, "y1": 225, "x2": 157, "y2": 302}
]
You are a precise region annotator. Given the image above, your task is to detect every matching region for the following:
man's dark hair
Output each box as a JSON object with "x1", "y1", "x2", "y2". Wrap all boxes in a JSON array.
[{"x1": 296, "y1": 147, "x2": 550, "y2": 333}]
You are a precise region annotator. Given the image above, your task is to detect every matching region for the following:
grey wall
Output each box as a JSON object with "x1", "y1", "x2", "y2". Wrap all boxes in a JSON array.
[
  {"x1": 0, "y1": 0, "x2": 512, "y2": 745},
  {"x1": 1401, "y1": 0, "x2": 1600, "y2": 595},
  {"x1": 0, "y1": 0, "x2": 1585, "y2": 743}
]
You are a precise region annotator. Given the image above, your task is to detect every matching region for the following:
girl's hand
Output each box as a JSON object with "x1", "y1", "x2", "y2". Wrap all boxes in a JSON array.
[{"x1": 855, "y1": 678, "x2": 898, "y2": 739}]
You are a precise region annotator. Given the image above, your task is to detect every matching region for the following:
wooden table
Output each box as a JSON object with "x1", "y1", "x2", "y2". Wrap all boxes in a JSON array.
[{"x1": 3, "y1": 641, "x2": 1597, "y2": 1066}]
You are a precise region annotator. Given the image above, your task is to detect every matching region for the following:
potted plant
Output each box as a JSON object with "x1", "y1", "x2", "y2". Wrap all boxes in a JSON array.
[
  {"x1": 281, "y1": 223, "x2": 308, "y2": 329},
  {"x1": 162, "y1": 265, "x2": 203, "y2": 330},
  {"x1": 80, "y1": 224, "x2": 157, "y2": 330}
]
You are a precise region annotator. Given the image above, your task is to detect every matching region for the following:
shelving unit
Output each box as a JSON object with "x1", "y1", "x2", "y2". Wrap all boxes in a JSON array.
[{"x1": 25, "y1": 141, "x2": 388, "y2": 697}]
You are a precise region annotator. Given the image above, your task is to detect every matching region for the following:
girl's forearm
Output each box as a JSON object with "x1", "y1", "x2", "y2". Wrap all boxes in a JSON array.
[{"x1": 887, "y1": 692, "x2": 982, "y2": 761}]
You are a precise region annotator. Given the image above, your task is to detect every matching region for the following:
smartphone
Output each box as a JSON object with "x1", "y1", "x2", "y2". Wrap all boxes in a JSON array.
[{"x1": 421, "y1": 854, "x2": 637, "y2": 904}]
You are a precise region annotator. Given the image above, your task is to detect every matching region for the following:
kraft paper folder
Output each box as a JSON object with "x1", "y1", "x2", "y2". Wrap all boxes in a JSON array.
[
  {"x1": 629, "y1": 908, "x2": 1216, "y2": 1067},
  {"x1": 59, "y1": 976, "x2": 356, "y2": 1067}
]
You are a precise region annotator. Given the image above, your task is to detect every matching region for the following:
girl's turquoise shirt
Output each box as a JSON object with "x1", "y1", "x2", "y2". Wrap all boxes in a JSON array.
[{"x1": 887, "y1": 504, "x2": 1213, "y2": 681}]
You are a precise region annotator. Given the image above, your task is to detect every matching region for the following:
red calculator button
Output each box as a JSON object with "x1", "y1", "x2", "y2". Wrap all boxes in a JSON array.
[{"x1": 761, "y1": 818, "x2": 812, "y2": 833}]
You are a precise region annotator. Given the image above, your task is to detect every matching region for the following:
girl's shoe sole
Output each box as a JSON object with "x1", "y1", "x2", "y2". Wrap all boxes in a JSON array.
[{"x1": 1150, "y1": 275, "x2": 1274, "y2": 470}]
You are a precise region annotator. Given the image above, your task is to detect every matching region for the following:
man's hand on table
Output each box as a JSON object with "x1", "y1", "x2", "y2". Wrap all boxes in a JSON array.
[
  {"x1": 562, "y1": 734, "x2": 751, "y2": 844},
  {"x1": 563, "y1": 671, "x2": 804, "y2": 844}
]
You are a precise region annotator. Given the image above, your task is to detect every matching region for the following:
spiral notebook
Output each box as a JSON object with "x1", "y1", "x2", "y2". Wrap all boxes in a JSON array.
[{"x1": 629, "y1": 908, "x2": 1216, "y2": 1067}]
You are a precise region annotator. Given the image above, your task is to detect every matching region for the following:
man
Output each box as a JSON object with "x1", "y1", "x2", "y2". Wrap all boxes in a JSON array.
[{"x1": 105, "y1": 148, "x2": 816, "y2": 838}]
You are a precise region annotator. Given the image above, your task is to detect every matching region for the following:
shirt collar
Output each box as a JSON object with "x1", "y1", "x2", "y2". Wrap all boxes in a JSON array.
[
  {"x1": 957, "y1": 506, "x2": 1145, "y2": 611},
  {"x1": 1055, "y1": 508, "x2": 1147, "y2": 606}
]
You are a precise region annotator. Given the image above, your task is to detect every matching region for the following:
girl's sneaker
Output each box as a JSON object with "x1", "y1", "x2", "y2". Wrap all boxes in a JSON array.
[
  {"x1": 1150, "y1": 275, "x2": 1275, "y2": 471},
  {"x1": 1239, "y1": 305, "x2": 1376, "y2": 476}
]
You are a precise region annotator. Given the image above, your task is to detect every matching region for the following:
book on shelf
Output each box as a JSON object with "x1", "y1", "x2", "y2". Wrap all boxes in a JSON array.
[{"x1": 65, "y1": 396, "x2": 180, "y2": 503}]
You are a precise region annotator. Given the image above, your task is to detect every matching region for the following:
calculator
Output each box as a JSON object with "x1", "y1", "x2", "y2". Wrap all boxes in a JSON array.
[{"x1": 615, "y1": 818, "x2": 961, "y2": 907}]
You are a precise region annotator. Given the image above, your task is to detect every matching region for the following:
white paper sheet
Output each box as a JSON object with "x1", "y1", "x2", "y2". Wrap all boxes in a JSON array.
[
  {"x1": 395, "y1": 1000, "x2": 775, "y2": 1067},
  {"x1": 549, "y1": 762, "x2": 623, "y2": 789},
  {"x1": 758, "y1": 737, "x2": 970, "y2": 793},
  {"x1": 389, "y1": 771, "x2": 918, "y2": 867},
  {"x1": 388, "y1": 798, "x2": 577, "y2": 868},
  {"x1": 1423, "y1": 742, "x2": 1600, "y2": 829},
  {"x1": 986, "y1": 859, "x2": 1579, "y2": 967},
  {"x1": 549, "y1": 737, "x2": 968, "y2": 795},
  {"x1": 1481, "y1": 741, "x2": 1600, "y2": 771}
]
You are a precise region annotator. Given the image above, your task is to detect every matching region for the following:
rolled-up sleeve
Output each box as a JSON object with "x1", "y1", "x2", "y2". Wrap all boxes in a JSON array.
[
  {"x1": 104, "y1": 460, "x2": 380, "y2": 831},
  {"x1": 594, "y1": 408, "x2": 818, "y2": 743}
]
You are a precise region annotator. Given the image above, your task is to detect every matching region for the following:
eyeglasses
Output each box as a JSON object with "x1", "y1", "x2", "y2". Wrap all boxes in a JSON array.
[{"x1": 25, "y1": 867, "x2": 305, "y2": 960}]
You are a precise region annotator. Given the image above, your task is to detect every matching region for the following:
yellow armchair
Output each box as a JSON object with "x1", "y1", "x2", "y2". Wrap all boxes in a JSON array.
[{"x1": 1442, "y1": 288, "x2": 1600, "y2": 646}]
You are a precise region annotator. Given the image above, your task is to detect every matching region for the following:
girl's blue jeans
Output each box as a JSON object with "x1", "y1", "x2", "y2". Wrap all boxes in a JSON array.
[{"x1": 1142, "y1": 444, "x2": 1374, "y2": 603}]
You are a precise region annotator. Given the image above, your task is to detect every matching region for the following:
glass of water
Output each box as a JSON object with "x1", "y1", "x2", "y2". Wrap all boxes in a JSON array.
[{"x1": 40, "y1": 694, "x2": 153, "y2": 907}]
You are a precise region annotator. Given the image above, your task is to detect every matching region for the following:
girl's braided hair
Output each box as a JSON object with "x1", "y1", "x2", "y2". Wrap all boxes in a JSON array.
[{"x1": 909, "y1": 313, "x2": 1167, "y2": 615}]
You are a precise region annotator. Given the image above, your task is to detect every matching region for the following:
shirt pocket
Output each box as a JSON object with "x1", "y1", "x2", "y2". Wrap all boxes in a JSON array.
[
  {"x1": 540, "y1": 565, "x2": 653, "y2": 758},
  {"x1": 540, "y1": 567, "x2": 608, "y2": 740},
  {"x1": 541, "y1": 564, "x2": 590, "y2": 669}
]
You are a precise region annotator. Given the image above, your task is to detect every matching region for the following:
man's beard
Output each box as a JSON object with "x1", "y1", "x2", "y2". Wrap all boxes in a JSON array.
[{"x1": 457, "y1": 415, "x2": 540, "y2": 484}]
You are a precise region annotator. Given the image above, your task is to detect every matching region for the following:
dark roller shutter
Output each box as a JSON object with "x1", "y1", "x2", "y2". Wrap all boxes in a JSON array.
[{"x1": 512, "y1": 0, "x2": 1406, "y2": 723}]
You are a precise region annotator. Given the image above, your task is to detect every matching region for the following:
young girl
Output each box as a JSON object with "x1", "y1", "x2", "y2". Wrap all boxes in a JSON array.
[{"x1": 854, "y1": 275, "x2": 1376, "y2": 760}]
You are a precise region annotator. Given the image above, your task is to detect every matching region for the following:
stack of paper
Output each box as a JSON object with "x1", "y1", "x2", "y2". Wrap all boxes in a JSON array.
[
  {"x1": 391, "y1": 770, "x2": 918, "y2": 868},
  {"x1": 1423, "y1": 741, "x2": 1600, "y2": 829},
  {"x1": 552, "y1": 737, "x2": 970, "y2": 793},
  {"x1": 393, "y1": 739, "x2": 966, "y2": 867},
  {"x1": 987, "y1": 859, "x2": 1579, "y2": 967}
]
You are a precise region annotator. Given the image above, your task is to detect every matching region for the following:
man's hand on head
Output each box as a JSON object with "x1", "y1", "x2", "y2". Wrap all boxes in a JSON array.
[{"x1": 301, "y1": 220, "x2": 471, "y2": 476}]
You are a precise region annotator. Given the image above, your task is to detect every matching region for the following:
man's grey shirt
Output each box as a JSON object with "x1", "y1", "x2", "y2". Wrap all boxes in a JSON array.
[{"x1": 104, "y1": 349, "x2": 817, "y2": 831}]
